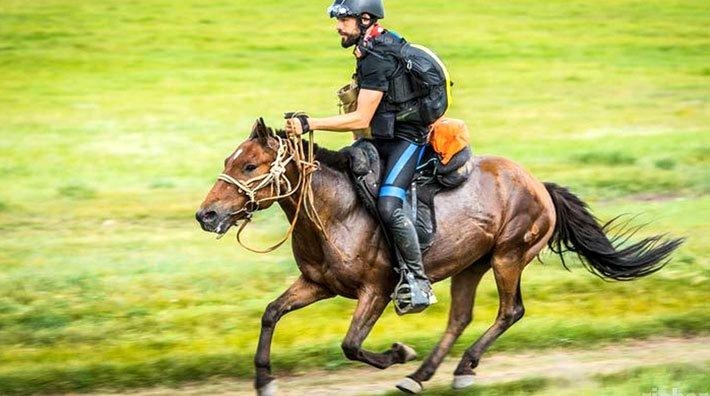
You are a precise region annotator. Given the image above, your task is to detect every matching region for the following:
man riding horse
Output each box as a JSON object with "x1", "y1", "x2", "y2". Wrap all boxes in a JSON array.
[
  {"x1": 285, "y1": 0, "x2": 439, "y2": 310},
  {"x1": 197, "y1": 1, "x2": 683, "y2": 393}
]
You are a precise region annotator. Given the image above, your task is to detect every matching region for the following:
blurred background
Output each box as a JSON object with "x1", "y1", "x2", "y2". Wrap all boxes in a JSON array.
[{"x1": 0, "y1": 0, "x2": 707, "y2": 394}]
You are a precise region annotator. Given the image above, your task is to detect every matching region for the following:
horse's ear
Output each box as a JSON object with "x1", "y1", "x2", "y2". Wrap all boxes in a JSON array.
[
  {"x1": 250, "y1": 117, "x2": 268, "y2": 140},
  {"x1": 249, "y1": 119, "x2": 259, "y2": 139},
  {"x1": 260, "y1": 118, "x2": 276, "y2": 138}
]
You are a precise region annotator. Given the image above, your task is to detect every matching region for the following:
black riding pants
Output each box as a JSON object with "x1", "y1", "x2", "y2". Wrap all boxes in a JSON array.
[{"x1": 374, "y1": 137, "x2": 426, "y2": 224}]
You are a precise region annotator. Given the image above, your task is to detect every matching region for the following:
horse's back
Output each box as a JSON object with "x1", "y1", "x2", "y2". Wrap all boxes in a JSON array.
[
  {"x1": 436, "y1": 154, "x2": 551, "y2": 221},
  {"x1": 425, "y1": 155, "x2": 556, "y2": 280}
]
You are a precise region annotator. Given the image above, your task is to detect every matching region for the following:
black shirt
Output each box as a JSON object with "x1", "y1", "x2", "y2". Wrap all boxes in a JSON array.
[
  {"x1": 357, "y1": 49, "x2": 396, "y2": 92},
  {"x1": 355, "y1": 32, "x2": 428, "y2": 144}
]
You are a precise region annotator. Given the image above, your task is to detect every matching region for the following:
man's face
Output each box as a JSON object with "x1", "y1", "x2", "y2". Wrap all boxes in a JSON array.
[{"x1": 336, "y1": 17, "x2": 361, "y2": 48}]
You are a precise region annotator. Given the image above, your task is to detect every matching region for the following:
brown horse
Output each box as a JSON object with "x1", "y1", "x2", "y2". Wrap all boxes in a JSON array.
[{"x1": 196, "y1": 119, "x2": 683, "y2": 395}]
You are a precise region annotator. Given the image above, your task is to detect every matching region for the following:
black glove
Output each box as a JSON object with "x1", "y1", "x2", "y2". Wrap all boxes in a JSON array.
[{"x1": 284, "y1": 112, "x2": 310, "y2": 133}]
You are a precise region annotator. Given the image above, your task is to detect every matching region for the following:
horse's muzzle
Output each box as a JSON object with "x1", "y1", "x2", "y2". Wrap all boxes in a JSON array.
[{"x1": 196, "y1": 206, "x2": 230, "y2": 234}]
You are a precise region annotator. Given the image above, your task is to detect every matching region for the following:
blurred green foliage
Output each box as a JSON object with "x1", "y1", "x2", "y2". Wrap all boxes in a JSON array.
[{"x1": 0, "y1": 0, "x2": 708, "y2": 393}]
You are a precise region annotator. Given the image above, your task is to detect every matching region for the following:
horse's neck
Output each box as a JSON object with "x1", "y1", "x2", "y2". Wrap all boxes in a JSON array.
[{"x1": 278, "y1": 166, "x2": 359, "y2": 228}]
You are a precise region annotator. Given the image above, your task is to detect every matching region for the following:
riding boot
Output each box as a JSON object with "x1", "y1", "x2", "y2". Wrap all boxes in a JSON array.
[{"x1": 388, "y1": 208, "x2": 437, "y2": 314}]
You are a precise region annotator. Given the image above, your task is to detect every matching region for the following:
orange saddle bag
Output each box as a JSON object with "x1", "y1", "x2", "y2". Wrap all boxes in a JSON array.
[{"x1": 429, "y1": 118, "x2": 470, "y2": 165}]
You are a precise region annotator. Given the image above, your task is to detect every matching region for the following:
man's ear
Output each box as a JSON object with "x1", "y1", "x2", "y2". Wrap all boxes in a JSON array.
[{"x1": 360, "y1": 13, "x2": 373, "y2": 27}]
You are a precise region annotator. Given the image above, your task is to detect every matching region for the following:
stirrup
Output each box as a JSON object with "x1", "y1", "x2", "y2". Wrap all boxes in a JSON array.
[{"x1": 392, "y1": 269, "x2": 436, "y2": 315}]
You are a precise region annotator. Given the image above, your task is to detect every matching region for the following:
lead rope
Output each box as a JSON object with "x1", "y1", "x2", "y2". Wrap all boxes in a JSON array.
[{"x1": 298, "y1": 118, "x2": 329, "y2": 238}]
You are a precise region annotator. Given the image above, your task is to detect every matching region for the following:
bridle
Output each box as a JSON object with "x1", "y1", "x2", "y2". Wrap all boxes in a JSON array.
[
  {"x1": 216, "y1": 122, "x2": 326, "y2": 253},
  {"x1": 217, "y1": 134, "x2": 296, "y2": 216}
]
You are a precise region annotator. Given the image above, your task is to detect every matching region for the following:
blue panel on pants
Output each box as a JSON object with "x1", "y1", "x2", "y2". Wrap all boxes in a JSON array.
[
  {"x1": 379, "y1": 185, "x2": 407, "y2": 200},
  {"x1": 384, "y1": 143, "x2": 420, "y2": 185}
]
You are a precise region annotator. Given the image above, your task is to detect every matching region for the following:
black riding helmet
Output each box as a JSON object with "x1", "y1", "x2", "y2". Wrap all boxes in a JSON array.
[{"x1": 327, "y1": 0, "x2": 385, "y2": 20}]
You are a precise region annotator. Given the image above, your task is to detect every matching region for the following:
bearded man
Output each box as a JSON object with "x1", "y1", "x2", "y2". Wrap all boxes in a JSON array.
[{"x1": 285, "y1": 0, "x2": 437, "y2": 309}]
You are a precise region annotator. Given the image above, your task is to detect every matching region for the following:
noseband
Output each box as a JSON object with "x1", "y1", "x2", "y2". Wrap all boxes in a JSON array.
[{"x1": 217, "y1": 134, "x2": 296, "y2": 218}]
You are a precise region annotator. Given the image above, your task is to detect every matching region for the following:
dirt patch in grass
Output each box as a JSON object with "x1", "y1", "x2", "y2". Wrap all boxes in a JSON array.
[{"x1": 103, "y1": 336, "x2": 710, "y2": 396}]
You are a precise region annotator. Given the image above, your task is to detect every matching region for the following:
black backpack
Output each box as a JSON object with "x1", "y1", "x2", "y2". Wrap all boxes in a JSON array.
[{"x1": 384, "y1": 39, "x2": 453, "y2": 125}]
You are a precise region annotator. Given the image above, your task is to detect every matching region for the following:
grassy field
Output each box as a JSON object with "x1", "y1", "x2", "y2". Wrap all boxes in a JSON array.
[
  {"x1": 0, "y1": 0, "x2": 708, "y2": 394},
  {"x1": 383, "y1": 363, "x2": 710, "y2": 396}
]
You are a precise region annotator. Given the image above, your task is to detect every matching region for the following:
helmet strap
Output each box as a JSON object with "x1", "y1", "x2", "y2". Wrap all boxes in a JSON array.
[{"x1": 355, "y1": 14, "x2": 379, "y2": 55}]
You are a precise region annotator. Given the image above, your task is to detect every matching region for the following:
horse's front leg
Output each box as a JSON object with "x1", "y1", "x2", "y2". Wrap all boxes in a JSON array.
[
  {"x1": 254, "y1": 275, "x2": 334, "y2": 395},
  {"x1": 341, "y1": 290, "x2": 418, "y2": 370}
]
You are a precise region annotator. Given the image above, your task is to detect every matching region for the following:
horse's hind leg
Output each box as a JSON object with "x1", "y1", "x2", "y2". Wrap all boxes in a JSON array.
[
  {"x1": 341, "y1": 291, "x2": 418, "y2": 370},
  {"x1": 397, "y1": 261, "x2": 491, "y2": 394},
  {"x1": 452, "y1": 252, "x2": 526, "y2": 388}
]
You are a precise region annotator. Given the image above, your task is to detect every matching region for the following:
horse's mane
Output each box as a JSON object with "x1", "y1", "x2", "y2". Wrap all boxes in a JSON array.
[{"x1": 273, "y1": 130, "x2": 351, "y2": 174}]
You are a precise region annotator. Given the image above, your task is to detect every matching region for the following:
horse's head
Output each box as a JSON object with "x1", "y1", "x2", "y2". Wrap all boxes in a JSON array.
[{"x1": 196, "y1": 118, "x2": 290, "y2": 235}]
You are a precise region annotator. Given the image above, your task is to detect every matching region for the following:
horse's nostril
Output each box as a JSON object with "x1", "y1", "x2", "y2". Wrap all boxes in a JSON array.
[
  {"x1": 203, "y1": 210, "x2": 218, "y2": 222},
  {"x1": 196, "y1": 209, "x2": 218, "y2": 224}
]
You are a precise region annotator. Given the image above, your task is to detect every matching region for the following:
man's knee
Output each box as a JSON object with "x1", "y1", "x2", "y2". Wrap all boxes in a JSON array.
[{"x1": 377, "y1": 197, "x2": 402, "y2": 224}]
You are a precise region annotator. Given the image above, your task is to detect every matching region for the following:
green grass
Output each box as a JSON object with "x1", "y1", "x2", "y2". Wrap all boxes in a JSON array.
[
  {"x1": 0, "y1": 0, "x2": 708, "y2": 393},
  {"x1": 596, "y1": 363, "x2": 710, "y2": 395},
  {"x1": 382, "y1": 363, "x2": 710, "y2": 395}
]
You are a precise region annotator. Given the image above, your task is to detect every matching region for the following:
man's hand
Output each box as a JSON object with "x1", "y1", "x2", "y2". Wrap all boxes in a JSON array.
[
  {"x1": 284, "y1": 117, "x2": 304, "y2": 136},
  {"x1": 284, "y1": 113, "x2": 311, "y2": 136}
]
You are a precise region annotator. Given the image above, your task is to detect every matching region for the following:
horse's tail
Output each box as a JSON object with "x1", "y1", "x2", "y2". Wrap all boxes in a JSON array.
[{"x1": 543, "y1": 182, "x2": 684, "y2": 281}]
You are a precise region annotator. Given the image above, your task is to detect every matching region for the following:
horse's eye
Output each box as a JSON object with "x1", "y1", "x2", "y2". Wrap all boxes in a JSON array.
[{"x1": 244, "y1": 164, "x2": 257, "y2": 172}]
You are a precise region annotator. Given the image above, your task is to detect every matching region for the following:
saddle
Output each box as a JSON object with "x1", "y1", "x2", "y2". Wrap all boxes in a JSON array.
[{"x1": 341, "y1": 139, "x2": 474, "y2": 252}]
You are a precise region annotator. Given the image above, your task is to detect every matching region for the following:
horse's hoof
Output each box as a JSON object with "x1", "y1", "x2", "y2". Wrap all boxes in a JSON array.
[
  {"x1": 257, "y1": 380, "x2": 277, "y2": 396},
  {"x1": 393, "y1": 342, "x2": 418, "y2": 362},
  {"x1": 396, "y1": 377, "x2": 423, "y2": 394},
  {"x1": 452, "y1": 374, "x2": 475, "y2": 389}
]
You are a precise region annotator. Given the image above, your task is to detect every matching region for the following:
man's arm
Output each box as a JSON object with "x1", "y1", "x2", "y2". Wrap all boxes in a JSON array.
[{"x1": 286, "y1": 89, "x2": 383, "y2": 134}]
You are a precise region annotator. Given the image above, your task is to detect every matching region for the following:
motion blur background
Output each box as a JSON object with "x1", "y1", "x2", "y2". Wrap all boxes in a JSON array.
[{"x1": 0, "y1": 0, "x2": 708, "y2": 394}]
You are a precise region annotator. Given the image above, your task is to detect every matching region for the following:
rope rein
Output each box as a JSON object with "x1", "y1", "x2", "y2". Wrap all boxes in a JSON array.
[{"x1": 216, "y1": 116, "x2": 329, "y2": 253}]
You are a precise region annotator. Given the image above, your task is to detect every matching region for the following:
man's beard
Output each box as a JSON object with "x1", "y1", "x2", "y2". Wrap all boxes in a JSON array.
[{"x1": 340, "y1": 32, "x2": 361, "y2": 48}]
